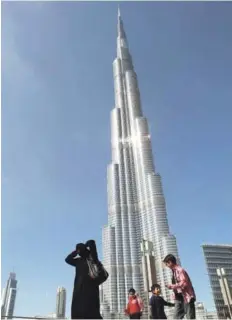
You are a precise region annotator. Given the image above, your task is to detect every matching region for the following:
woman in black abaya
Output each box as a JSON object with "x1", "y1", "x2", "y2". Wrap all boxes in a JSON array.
[{"x1": 65, "y1": 241, "x2": 103, "y2": 319}]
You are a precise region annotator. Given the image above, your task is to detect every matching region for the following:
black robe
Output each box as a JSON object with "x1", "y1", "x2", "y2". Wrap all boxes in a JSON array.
[{"x1": 65, "y1": 252, "x2": 103, "y2": 319}]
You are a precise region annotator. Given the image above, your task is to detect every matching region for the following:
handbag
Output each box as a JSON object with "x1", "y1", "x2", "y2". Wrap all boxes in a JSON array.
[{"x1": 86, "y1": 258, "x2": 109, "y2": 285}]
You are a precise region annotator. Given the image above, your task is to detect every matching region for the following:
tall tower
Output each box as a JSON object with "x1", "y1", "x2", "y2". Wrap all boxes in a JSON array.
[
  {"x1": 1, "y1": 272, "x2": 17, "y2": 319},
  {"x1": 56, "y1": 287, "x2": 66, "y2": 319},
  {"x1": 102, "y1": 10, "x2": 180, "y2": 316}
]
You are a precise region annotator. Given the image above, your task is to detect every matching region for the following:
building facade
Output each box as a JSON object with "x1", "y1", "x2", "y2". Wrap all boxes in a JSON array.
[
  {"x1": 46, "y1": 313, "x2": 57, "y2": 318},
  {"x1": 56, "y1": 287, "x2": 66, "y2": 319},
  {"x1": 206, "y1": 311, "x2": 218, "y2": 320},
  {"x1": 102, "y1": 10, "x2": 180, "y2": 317},
  {"x1": 1, "y1": 272, "x2": 17, "y2": 319},
  {"x1": 202, "y1": 244, "x2": 232, "y2": 319},
  {"x1": 196, "y1": 302, "x2": 207, "y2": 319}
]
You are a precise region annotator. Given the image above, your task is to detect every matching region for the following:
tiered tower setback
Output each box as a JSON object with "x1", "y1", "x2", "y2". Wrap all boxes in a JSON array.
[{"x1": 102, "y1": 10, "x2": 180, "y2": 316}]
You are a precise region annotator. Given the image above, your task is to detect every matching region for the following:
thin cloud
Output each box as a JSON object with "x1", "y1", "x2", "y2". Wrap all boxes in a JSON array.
[
  {"x1": 2, "y1": 174, "x2": 10, "y2": 185},
  {"x1": 2, "y1": 18, "x2": 37, "y2": 94}
]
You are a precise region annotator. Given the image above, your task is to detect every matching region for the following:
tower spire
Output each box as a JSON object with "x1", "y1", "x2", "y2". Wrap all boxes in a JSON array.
[
  {"x1": 118, "y1": 5, "x2": 120, "y2": 18},
  {"x1": 117, "y1": 7, "x2": 126, "y2": 40}
]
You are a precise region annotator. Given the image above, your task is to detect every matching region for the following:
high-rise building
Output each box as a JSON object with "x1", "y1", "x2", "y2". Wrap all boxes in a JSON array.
[
  {"x1": 202, "y1": 244, "x2": 232, "y2": 319},
  {"x1": 56, "y1": 287, "x2": 66, "y2": 319},
  {"x1": 102, "y1": 9, "x2": 180, "y2": 317},
  {"x1": 1, "y1": 272, "x2": 17, "y2": 319}
]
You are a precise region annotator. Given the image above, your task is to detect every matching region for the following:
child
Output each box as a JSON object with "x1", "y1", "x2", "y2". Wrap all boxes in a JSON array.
[
  {"x1": 149, "y1": 284, "x2": 174, "y2": 319},
  {"x1": 125, "y1": 288, "x2": 144, "y2": 319},
  {"x1": 163, "y1": 254, "x2": 196, "y2": 319}
]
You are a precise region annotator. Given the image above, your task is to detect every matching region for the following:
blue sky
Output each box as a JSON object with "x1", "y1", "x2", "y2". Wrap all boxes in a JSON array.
[{"x1": 2, "y1": 1, "x2": 232, "y2": 317}]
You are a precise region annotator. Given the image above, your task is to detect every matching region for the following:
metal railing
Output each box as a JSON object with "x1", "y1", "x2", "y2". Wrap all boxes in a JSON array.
[
  {"x1": 1, "y1": 317, "x2": 47, "y2": 319},
  {"x1": 1, "y1": 317, "x2": 65, "y2": 320}
]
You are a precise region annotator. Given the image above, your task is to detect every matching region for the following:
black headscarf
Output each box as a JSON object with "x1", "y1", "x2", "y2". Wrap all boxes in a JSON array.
[{"x1": 76, "y1": 243, "x2": 89, "y2": 258}]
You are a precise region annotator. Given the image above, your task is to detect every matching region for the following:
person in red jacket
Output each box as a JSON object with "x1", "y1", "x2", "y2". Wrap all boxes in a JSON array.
[{"x1": 125, "y1": 288, "x2": 144, "y2": 319}]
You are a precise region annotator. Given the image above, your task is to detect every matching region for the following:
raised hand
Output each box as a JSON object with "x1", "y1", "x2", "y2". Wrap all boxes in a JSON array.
[{"x1": 71, "y1": 250, "x2": 77, "y2": 257}]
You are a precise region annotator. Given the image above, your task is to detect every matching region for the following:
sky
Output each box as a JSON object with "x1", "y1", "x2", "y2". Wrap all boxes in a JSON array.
[{"x1": 2, "y1": 1, "x2": 232, "y2": 317}]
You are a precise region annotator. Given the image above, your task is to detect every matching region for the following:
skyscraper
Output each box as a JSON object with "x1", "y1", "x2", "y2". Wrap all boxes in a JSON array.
[
  {"x1": 102, "y1": 9, "x2": 180, "y2": 316},
  {"x1": 56, "y1": 287, "x2": 66, "y2": 319},
  {"x1": 202, "y1": 244, "x2": 232, "y2": 319},
  {"x1": 1, "y1": 272, "x2": 17, "y2": 319}
]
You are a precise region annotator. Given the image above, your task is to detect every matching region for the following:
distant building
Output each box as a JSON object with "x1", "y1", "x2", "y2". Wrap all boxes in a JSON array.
[
  {"x1": 46, "y1": 313, "x2": 57, "y2": 318},
  {"x1": 1, "y1": 272, "x2": 17, "y2": 319},
  {"x1": 56, "y1": 287, "x2": 66, "y2": 319},
  {"x1": 202, "y1": 244, "x2": 232, "y2": 319},
  {"x1": 196, "y1": 302, "x2": 207, "y2": 319},
  {"x1": 206, "y1": 310, "x2": 217, "y2": 320}
]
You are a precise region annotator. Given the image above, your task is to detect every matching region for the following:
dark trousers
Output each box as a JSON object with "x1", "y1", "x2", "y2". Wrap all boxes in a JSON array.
[
  {"x1": 174, "y1": 299, "x2": 196, "y2": 319},
  {"x1": 130, "y1": 313, "x2": 141, "y2": 319}
]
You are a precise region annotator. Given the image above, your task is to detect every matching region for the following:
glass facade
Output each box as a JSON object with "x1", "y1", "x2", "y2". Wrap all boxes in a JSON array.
[
  {"x1": 202, "y1": 244, "x2": 232, "y2": 319},
  {"x1": 102, "y1": 10, "x2": 180, "y2": 317}
]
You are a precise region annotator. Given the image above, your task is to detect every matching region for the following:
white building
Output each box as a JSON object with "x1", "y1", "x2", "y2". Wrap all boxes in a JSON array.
[
  {"x1": 206, "y1": 310, "x2": 218, "y2": 320},
  {"x1": 196, "y1": 302, "x2": 207, "y2": 319},
  {"x1": 1, "y1": 272, "x2": 17, "y2": 319},
  {"x1": 46, "y1": 313, "x2": 57, "y2": 318},
  {"x1": 56, "y1": 287, "x2": 66, "y2": 319},
  {"x1": 102, "y1": 9, "x2": 180, "y2": 317}
]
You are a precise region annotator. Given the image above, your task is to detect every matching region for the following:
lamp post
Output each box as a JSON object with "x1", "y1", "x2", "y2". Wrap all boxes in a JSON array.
[{"x1": 217, "y1": 268, "x2": 232, "y2": 319}]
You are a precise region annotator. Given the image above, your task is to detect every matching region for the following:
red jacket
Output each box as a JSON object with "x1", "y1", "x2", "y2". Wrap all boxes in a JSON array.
[{"x1": 125, "y1": 295, "x2": 143, "y2": 315}]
